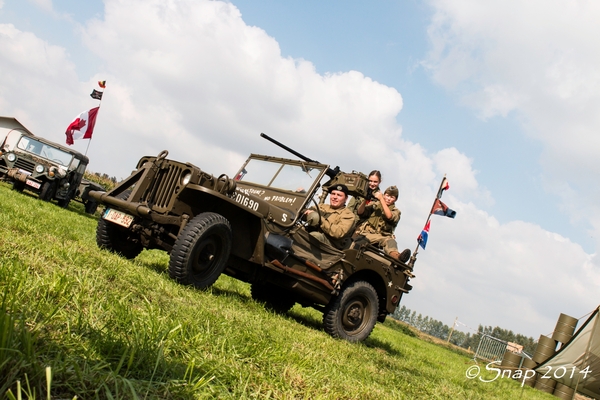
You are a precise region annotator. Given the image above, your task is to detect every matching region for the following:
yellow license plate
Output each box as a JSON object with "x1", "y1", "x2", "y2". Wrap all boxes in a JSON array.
[{"x1": 103, "y1": 208, "x2": 134, "y2": 228}]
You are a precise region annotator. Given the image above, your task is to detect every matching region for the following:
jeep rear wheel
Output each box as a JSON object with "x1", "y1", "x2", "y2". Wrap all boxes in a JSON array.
[
  {"x1": 323, "y1": 281, "x2": 379, "y2": 342},
  {"x1": 251, "y1": 282, "x2": 296, "y2": 313},
  {"x1": 169, "y1": 212, "x2": 232, "y2": 290},
  {"x1": 97, "y1": 218, "x2": 143, "y2": 259}
]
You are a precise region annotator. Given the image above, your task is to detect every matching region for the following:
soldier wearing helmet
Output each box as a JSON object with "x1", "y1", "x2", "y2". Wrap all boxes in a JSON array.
[
  {"x1": 355, "y1": 185, "x2": 410, "y2": 262},
  {"x1": 303, "y1": 184, "x2": 356, "y2": 249}
]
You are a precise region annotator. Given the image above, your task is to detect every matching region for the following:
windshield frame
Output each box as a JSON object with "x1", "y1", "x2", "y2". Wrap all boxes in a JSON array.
[{"x1": 233, "y1": 154, "x2": 330, "y2": 217}]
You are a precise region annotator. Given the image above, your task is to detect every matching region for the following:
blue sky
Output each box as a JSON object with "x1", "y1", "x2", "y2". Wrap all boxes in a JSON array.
[{"x1": 1, "y1": 0, "x2": 599, "y2": 339}]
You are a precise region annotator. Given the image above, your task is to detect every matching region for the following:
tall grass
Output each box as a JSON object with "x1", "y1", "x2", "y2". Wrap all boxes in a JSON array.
[{"x1": 0, "y1": 182, "x2": 554, "y2": 399}]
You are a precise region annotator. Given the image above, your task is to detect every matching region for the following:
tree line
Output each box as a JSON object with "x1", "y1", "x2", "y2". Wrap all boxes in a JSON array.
[{"x1": 391, "y1": 306, "x2": 537, "y2": 354}]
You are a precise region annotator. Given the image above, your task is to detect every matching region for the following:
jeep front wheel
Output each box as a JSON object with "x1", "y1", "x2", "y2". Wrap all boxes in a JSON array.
[
  {"x1": 169, "y1": 212, "x2": 232, "y2": 290},
  {"x1": 39, "y1": 182, "x2": 55, "y2": 201},
  {"x1": 12, "y1": 181, "x2": 25, "y2": 192},
  {"x1": 85, "y1": 200, "x2": 98, "y2": 214},
  {"x1": 323, "y1": 281, "x2": 379, "y2": 342},
  {"x1": 96, "y1": 218, "x2": 143, "y2": 259}
]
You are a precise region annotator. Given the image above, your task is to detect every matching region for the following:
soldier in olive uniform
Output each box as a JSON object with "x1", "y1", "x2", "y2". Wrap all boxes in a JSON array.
[
  {"x1": 355, "y1": 185, "x2": 410, "y2": 262},
  {"x1": 304, "y1": 184, "x2": 356, "y2": 250}
]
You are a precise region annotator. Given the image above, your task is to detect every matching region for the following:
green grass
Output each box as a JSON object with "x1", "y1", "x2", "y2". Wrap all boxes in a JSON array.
[{"x1": 0, "y1": 182, "x2": 555, "y2": 399}]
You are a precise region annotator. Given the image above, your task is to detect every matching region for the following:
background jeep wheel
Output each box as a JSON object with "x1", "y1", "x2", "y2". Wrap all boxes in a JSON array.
[
  {"x1": 323, "y1": 281, "x2": 379, "y2": 342},
  {"x1": 169, "y1": 212, "x2": 232, "y2": 290},
  {"x1": 251, "y1": 282, "x2": 296, "y2": 313},
  {"x1": 39, "y1": 182, "x2": 55, "y2": 201},
  {"x1": 96, "y1": 218, "x2": 143, "y2": 259},
  {"x1": 12, "y1": 181, "x2": 25, "y2": 192}
]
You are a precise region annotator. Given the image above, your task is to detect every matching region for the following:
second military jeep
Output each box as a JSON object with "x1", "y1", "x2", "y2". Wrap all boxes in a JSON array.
[
  {"x1": 89, "y1": 134, "x2": 414, "y2": 342},
  {"x1": 0, "y1": 129, "x2": 100, "y2": 213}
]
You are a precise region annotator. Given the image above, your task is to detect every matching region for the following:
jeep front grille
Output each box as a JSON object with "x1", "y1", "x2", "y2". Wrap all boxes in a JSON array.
[
  {"x1": 141, "y1": 163, "x2": 183, "y2": 211},
  {"x1": 15, "y1": 158, "x2": 35, "y2": 173}
]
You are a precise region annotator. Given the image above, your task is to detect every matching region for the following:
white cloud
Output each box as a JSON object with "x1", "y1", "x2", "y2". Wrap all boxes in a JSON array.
[
  {"x1": 0, "y1": 0, "x2": 598, "y2": 337},
  {"x1": 424, "y1": 0, "x2": 600, "y2": 261}
]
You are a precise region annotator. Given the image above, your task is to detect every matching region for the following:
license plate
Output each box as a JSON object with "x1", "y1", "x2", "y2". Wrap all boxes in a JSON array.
[
  {"x1": 26, "y1": 180, "x2": 40, "y2": 189},
  {"x1": 103, "y1": 208, "x2": 134, "y2": 228}
]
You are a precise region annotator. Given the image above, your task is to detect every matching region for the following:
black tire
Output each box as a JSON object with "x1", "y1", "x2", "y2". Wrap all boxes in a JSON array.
[
  {"x1": 95, "y1": 190, "x2": 142, "y2": 259},
  {"x1": 12, "y1": 181, "x2": 25, "y2": 192},
  {"x1": 169, "y1": 212, "x2": 232, "y2": 289},
  {"x1": 323, "y1": 281, "x2": 379, "y2": 342},
  {"x1": 85, "y1": 200, "x2": 98, "y2": 214},
  {"x1": 96, "y1": 218, "x2": 143, "y2": 259},
  {"x1": 57, "y1": 198, "x2": 70, "y2": 208},
  {"x1": 39, "y1": 182, "x2": 55, "y2": 201},
  {"x1": 251, "y1": 282, "x2": 296, "y2": 313}
]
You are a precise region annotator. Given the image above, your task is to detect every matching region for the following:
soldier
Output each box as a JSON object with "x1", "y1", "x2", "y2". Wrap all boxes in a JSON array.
[
  {"x1": 355, "y1": 185, "x2": 410, "y2": 262},
  {"x1": 304, "y1": 184, "x2": 356, "y2": 250},
  {"x1": 347, "y1": 170, "x2": 381, "y2": 220}
]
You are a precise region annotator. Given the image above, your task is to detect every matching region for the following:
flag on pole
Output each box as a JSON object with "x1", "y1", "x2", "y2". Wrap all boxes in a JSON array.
[
  {"x1": 65, "y1": 107, "x2": 99, "y2": 145},
  {"x1": 90, "y1": 89, "x2": 103, "y2": 100},
  {"x1": 98, "y1": 80, "x2": 106, "y2": 88},
  {"x1": 417, "y1": 220, "x2": 430, "y2": 250},
  {"x1": 431, "y1": 199, "x2": 457, "y2": 218},
  {"x1": 436, "y1": 177, "x2": 450, "y2": 199}
]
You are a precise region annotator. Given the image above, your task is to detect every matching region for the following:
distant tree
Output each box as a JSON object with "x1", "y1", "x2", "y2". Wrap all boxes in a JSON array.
[{"x1": 390, "y1": 308, "x2": 537, "y2": 354}]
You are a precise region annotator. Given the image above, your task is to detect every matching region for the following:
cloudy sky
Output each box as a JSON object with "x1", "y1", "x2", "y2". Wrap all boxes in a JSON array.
[{"x1": 1, "y1": 0, "x2": 599, "y2": 339}]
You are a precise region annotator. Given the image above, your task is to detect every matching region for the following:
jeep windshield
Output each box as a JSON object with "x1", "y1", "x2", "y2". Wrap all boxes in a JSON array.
[
  {"x1": 16, "y1": 136, "x2": 73, "y2": 167},
  {"x1": 233, "y1": 155, "x2": 328, "y2": 217},
  {"x1": 234, "y1": 156, "x2": 324, "y2": 193}
]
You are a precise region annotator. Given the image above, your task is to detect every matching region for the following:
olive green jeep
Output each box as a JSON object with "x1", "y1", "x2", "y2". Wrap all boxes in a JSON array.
[
  {"x1": 89, "y1": 135, "x2": 415, "y2": 342},
  {"x1": 0, "y1": 129, "x2": 101, "y2": 213}
]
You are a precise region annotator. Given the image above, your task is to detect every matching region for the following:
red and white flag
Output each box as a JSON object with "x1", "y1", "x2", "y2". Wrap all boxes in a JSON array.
[{"x1": 65, "y1": 107, "x2": 99, "y2": 145}]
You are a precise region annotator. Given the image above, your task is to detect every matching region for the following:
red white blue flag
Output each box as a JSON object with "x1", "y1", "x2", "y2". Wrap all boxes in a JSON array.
[
  {"x1": 431, "y1": 199, "x2": 456, "y2": 218},
  {"x1": 417, "y1": 220, "x2": 430, "y2": 250}
]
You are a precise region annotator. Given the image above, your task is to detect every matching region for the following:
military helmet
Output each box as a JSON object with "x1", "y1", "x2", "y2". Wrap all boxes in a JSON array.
[{"x1": 385, "y1": 185, "x2": 399, "y2": 198}]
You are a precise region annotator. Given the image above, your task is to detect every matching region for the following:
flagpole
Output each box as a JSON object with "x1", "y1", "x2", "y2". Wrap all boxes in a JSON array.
[{"x1": 408, "y1": 174, "x2": 447, "y2": 269}]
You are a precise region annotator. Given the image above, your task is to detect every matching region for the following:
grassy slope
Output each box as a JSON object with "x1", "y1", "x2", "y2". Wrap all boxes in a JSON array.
[{"x1": 0, "y1": 183, "x2": 554, "y2": 399}]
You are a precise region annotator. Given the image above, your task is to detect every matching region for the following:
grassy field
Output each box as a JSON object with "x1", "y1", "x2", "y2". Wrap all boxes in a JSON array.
[{"x1": 0, "y1": 182, "x2": 555, "y2": 399}]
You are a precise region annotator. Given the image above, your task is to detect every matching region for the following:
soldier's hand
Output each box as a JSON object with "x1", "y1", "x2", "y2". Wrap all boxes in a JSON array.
[
  {"x1": 306, "y1": 211, "x2": 320, "y2": 227},
  {"x1": 373, "y1": 191, "x2": 384, "y2": 201}
]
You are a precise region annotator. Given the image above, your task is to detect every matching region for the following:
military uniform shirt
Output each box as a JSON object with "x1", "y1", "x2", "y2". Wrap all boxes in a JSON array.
[
  {"x1": 312, "y1": 204, "x2": 356, "y2": 248},
  {"x1": 356, "y1": 201, "x2": 401, "y2": 236}
]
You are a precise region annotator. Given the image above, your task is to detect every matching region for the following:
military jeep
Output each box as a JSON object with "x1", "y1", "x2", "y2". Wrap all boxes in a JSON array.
[
  {"x1": 89, "y1": 135, "x2": 415, "y2": 342},
  {"x1": 0, "y1": 129, "x2": 100, "y2": 213}
]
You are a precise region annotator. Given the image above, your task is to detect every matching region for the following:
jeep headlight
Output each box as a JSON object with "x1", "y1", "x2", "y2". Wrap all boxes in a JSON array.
[
  {"x1": 35, "y1": 164, "x2": 45, "y2": 173},
  {"x1": 6, "y1": 153, "x2": 16, "y2": 162},
  {"x1": 181, "y1": 171, "x2": 192, "y2": 186}
]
